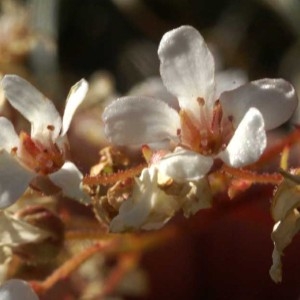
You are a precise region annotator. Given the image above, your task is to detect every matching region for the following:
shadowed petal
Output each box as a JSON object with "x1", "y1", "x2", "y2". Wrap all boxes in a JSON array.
[
  {"x1": 158, "y1": 26, "x2": 216, "y2": 117},
  {"x1": 0, "y1": 151, "x2": 35, "y2": 209},
  {"x1": 103, "y1": 96, "x2": 180, "y2": 146},
  {"x1": 215, "y1": 69, "x2": 248, "y2": 99},
  {"x1": 2, "y1": 75, "x2": 61, "y2": 143},
  {"x1": 220, "y1": 78, "x2": 298, "y2": 130},
  {"x1": 49, "y1": 161, "x2": 91, "y2": 205},
  {"x1": 61, "y1": 79, "x2": 88, "y2": 136},
  {"x1": 219, "y1": 108, "x2": 266, "y2": 167}
]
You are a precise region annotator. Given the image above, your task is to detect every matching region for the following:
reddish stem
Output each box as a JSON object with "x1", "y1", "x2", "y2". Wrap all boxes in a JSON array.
[
  {"x1": 83, "y1": 163, "x2": 147, "y2": 186},
  {"x1": 222, "y1": 165, "x2": 283, "y2": 184}
]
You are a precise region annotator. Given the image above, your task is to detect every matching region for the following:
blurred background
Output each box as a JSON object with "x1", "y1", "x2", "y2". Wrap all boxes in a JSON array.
[{"x1": 2, "y1": 0, "x2": 300, "y2": 299}]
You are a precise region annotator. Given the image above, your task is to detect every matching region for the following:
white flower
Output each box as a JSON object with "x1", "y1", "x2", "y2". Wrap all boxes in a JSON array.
[
  {"x1": 0, "y1": 75, "x2": 90, "y2": 208},
  {"x1": 103, "y1": 26, "x2": 297, "y2": 181},
  {"x1": 110, "y1": 163, "x2": 212, "y2": 232},
  {"x1": 0, "y1": 279, "x2": 38, "y2": 300}
]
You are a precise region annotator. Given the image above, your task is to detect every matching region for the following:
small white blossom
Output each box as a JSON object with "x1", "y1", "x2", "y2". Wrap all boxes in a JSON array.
[
  {"x1": 0, "y1": 75, "x2": 90, "y2": 208},
  {"x1": 110, "y1": 162, "x2": 212, "y2": 232},
  {"x1": 0, "y1": 279, "x2": 38, "y2": 300},
  {"x1": 103, "y1": 26, "x2": 297, "y2": 181}
]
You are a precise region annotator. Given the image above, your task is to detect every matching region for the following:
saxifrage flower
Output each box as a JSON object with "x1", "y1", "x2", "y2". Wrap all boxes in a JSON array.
[
  {"x1": 0, "y1": 75, "x2": 90, "y2": 208},
  {"x1": 103, "y1": 25, "x2": 298, "y2": 182}
]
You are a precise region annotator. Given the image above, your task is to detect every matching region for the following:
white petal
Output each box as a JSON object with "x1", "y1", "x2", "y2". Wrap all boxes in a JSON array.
[
  {"x1": 0, "y1": 211, "x2": 50, "y2": 246},
  {"x1": 49, "y1": 161, "x2": 91, "y2": 205},
  {"x1": 214, "y1": 68, "x2": 248, "y2": 99},
  {"x1": 103, "y1": 96, "x2": 180, "y2": 146},
  {"x1": 0, "y1": 117, "x2": 19, "y2": 152},
  {"x1": 270, "y1": 210, "x2": 300, "y2": 283},
  {"x1": 219, "y1": 108, "x2": 266, "y2": 167},
  {"x1": 157, "y1": 147, "x2": 213, "y2": 182},
  {"x1": 0, "y1": 279, "x2": 38, "y2": 300},
  {"x1": 158, "y1": 26, "x2": 216, "y2": 116},
  {"x1": 1, "y1": 75, "x2": 62, "y2": 143},
  {"x1": 271, "y1": 178, "x2": 300, "y2": 222},
  {"x1": 220, "y1": 78, "x2": 298, "y2": 130},
  {"x1": 110, "y1": 167, "x2": 178, "y2": 232},
  {"x1": 181, "y1": 177, "x2": 212, "y2": 217},
  {"x1": 61, "y1": 79, "x2": 88, "y2": 136},
  {"x1": 0, "y1": 151, "x2": 35, "y2": 209}
]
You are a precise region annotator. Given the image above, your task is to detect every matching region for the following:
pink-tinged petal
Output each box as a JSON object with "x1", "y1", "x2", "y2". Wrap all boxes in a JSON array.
[
  {"x1": 158, "y1": 26, "x2": 216, "y2": 116},
  {"x1": 0, "y1": 279, "x2": 38, "y2": 300},
  {"x1": 220, "y1": 78, "x2": 298, "y2": 130},
  {"x1": 61, "y1": 79, "x2": 88, "y2": 136},
  {"x1": 215, "y1": 69, "x2": 248, "y2": 99},
  {"x1": 0, "y1": 151, "x2": 35, "y2": 209},
  {"x1": 219, "y1": 108, "x2": 266, "y2": 167},
  {"x1": 49, "y1": 162, "x2": 91, "y2": 205},
  {"x1": 103, "y1": 96, "x2": 180, "y2": 146},
  {"x1": 1, "y1": 75, "x2": 61, "y2": 143},
  {"x1": 0, "y1": 117, "x2": 19, "y2": 151},
  {"x1": 157, "y1": 147, "x2": 213, "y2": 182}
]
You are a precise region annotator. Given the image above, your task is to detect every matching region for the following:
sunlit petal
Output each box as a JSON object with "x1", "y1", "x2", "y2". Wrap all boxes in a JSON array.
[
  {"x1": 0, "y1": 117, "x2": 19, "y2": 152},
  {"x1": 49, "y1": 161, "x2": 91, "y2": 205},
  {"x1": 158, "y1": 25, "x2": 216, "y2": 117},
  {"x1": 220, "y1": 78, "x2": 298, "y2": 130},
  {"x1": 219, "y1": 108, "x2": 266, "y2": 167},
  {"x1": 2, "y1": 75, "x2": 62, "y2": 143},
  {"x1": 157, "y1": 147, "x2": 213, "y2": 182},
  {"x1": 61, "y1": 79, "x2": 88, "y2": 136},
  {"x1": 103, "y1": 96, "x2": 180, "y2": 146}
]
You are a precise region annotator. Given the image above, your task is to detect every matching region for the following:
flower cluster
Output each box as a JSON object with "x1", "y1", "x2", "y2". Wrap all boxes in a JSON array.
[
  {"x1": 0, "y1": 23, "x2": 299, "y2": 298},
  {"x1": 103, "y1": 25, "x2": 297, "y2": 232}
]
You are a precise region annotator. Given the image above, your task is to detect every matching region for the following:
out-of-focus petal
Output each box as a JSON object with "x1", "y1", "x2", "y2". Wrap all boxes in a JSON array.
[
  {"x1": 214, "y1": 69, "x2": 248, "y2": 99},
  {"x1": 48, "y1": 161, "x2": 91, "y2": 205},
  {"x1": 158, "y1": 26, "x2": 215, "y2": 118},
  {"x1": 129, "y1": 76, "x2": 179, "y2": 110},
  {"x1": 1, "y1": 75, "x2": 61, "y2": 143},
  {"x1": 270, "y1": 210, "x2": 300, "y2": 283},
  {"x1": 271, "y1": 177, "x2": 300, "y2": 222},
  {"x1": 220, "y1": 78, "x2": 298, "y2": 130},
  {"x1": 0, "y1": 211, "x2": 50, "y2": 246},
  {"x1": 61, "y1": 79, "x2": 88, "y2": 136},
  {"x1": 0, "y1": 279, "x2": 39, "y2": 300},
  {"x1": 157, "y1": 147, "x2": 213, "y2": 182},
  {"x1": 219, "y1": 108, "x2": 266, "y2": 167},
  {"x1": 0, "y1": 117, "x2": 19, "y2": 152},
  {"x1": 103, "y1": 96, "x2": 180, "y2": 146},
  {"x1": 0, "y1": 151, "x2": 35, "y2": 209}
]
